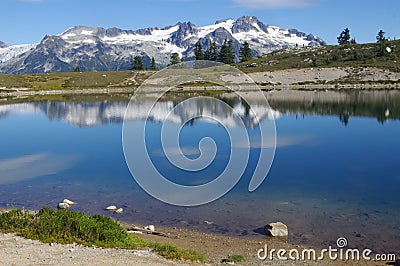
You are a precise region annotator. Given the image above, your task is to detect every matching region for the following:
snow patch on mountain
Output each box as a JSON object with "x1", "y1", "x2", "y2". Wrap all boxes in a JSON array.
[{"x1": 0, "y1": 43, "x2": 37, "y2": 64}]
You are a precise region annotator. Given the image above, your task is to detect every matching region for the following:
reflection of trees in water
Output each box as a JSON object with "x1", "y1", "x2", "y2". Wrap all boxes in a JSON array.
[
  {"x1": 268, "y1": 91, "x2": 400, "y2": 125},
  {"x1": 1, "y1": 91, "x2": 399, "y2": 126}
]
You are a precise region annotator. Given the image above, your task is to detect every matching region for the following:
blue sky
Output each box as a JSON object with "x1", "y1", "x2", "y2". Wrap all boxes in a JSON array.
[{"x1": 2, "y1": 0, "x2": 399, "y2": 45}]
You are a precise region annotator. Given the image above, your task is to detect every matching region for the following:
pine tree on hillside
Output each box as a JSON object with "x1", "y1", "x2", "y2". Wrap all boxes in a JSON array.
[
  {"x1": 376, "y1": 30, "x2": 386, "y2": 43},
  {"x1": 170, "y1": 53, "x2": 181, "y2": 65},
  {"x1": 194, "y1": 42, "x2": 204, "y2": 60},
  {"x1": 132, "y1": 56, "x2": 145, "y2": 70},
  {"x1": 204, "y1": 49, "x2": 210, "y2": 60},
  {"x1": 240, "y1": 41, "x2": 252, "y2": 62},
  {"x1": 337, "y1": 28, "x2": 351, "y2": 45},
  {"x1": 209, "y1": 42, "x2": 218, "y2": 61},
  {"x1": 151, "y1": 57, "x2": 157, "y2": 70},
  {"x1": 218, "y1": 39, "x2": 234, "y2": 64}
]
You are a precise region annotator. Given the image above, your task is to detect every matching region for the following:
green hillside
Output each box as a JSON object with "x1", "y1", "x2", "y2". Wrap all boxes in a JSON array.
[
  {"x1": 0, "y1": 70, "x2": 152, "y2": 90},
  {"x1": 238, "y1": 40, "x2": 400, "y2": 73}
]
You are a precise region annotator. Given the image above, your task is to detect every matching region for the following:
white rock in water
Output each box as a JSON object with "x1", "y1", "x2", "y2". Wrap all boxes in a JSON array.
[
  {"x1": 385, "y1": 109, "x2": 390, "y2": 118},
  {"x1": 115, "y1": 208, "x2": 123, "y2": 214},
  {"x1": 264, "y1": 222, "x2": 288, "y2": 237},
  {"x1": 145, "y1": 225, "x2": 155, "y2": 232},
  {"x1": 105, "y1": 205, "x2": 118, "y2": 211},
  {"x1": 57, "y1": 202, "x2": 70, "y2": 210},
  {"x1": 63, "y1": 199, "x2": 76, "y2": 206}
]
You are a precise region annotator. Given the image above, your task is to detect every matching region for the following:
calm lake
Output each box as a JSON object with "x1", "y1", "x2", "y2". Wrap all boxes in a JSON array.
[{"x1": 0, "y1": 90, "x2": 399, "y2": 254}]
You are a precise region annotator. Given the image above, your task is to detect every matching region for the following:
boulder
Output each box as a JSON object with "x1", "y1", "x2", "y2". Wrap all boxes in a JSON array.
[
  {"x1": 145, "y1": 225, "x2": 155, "y2": 232},
  {"x1": 264, "y1": 222, "x2": 288, "y2": 237},
  {"x1": 57, "y1": 202, "x2": 70, "y2": 210}
]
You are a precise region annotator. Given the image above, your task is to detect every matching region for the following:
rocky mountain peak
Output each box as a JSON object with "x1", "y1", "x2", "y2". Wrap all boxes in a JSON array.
[
  {"x1": 168, "y1": 22, "x2": 198, "y2": 47},
  {"x1": 0, "y1": 41, "x2": 8, "y2": 48},
  {"x1": 232, "y1": 16, "x2": 267, "y2": 34}
]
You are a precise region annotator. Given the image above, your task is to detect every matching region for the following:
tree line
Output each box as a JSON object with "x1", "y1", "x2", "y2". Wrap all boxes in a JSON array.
[
  {"x1": 131, "y1": 40, "x2": 254, "y2": 70},
  {"x1": 336, "y1": 28, "x2": 392, "y2": 57},
  {"x1": 168, "y1": 40, "x2": 253, "y2": 65},
  {"x1": 337, "y1": 28, "x2": 390, "y2": 45},
  {"x1": 192, "y1": 40, "x2": 253, "y2": 64}
]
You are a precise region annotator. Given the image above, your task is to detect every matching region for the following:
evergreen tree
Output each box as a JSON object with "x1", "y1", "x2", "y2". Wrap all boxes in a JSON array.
[
  {"x1": 194, "y1": 42, "x2": 204, "y2": 60},
  {"x1": 209, "y1": 42, "x2": 218, "y2": 61},
  {"x1": 218, "y1": 39, "x2": 234, "y2": 64},
  {"x1": 132, "y1": 56, "x2": 145, "y2": 70},
  {"x1": 376, "y1": 30, "x2": 386, "y2": 43},
  {"x1": 151, "y1": 57, "x2": 157, "y2": 70},
  {"x1": 337, "y1": 28, "x2": 351, "y2": 45},
  {"x1": 170, "y1": 53, "x2": 180, "y2": 65},
  {"x1": 240, "y1": 41, "x2": 252, "y2": 62},
  {"x1": 204, "y1": 49, "x2": 210, "y2": 60}
]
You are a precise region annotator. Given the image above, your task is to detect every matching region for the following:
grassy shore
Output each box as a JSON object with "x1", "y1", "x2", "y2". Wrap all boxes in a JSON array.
[
  {"x1": 1, "y1": 207, "x2": 396, "y2": 265},
  {"x1": 0, "y1": 207, "x2": 205, "y2": 263}
]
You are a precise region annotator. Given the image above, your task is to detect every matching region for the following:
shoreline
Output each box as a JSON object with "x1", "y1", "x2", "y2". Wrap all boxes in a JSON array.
[
  {"x1": 0, "y1": 83, "x2": 399, "y2": 99},
  {"x1": 0, "y1": 67, "x2": 399, "y2": 98},
  {"x1": 0, "y1": 208, "x2": 395, "y2": 265}
]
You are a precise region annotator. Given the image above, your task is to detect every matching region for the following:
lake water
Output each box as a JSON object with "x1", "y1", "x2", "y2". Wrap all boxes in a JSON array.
[{"x1": 0, "y1": 91, "x2": 399, "y2": 255}]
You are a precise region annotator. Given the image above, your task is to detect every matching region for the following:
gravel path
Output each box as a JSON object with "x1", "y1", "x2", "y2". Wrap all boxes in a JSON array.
[{"x1": 0, "y1": 233, "x2": 186, "y2": 266}]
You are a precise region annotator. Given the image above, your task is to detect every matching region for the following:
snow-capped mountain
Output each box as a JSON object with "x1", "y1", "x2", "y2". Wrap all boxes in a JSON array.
[
  {"x1": 0, "y1": 16, "x2": 325, "y2": 74},
  {"x1": 0, "y1": 43, "x2": 37, "y2": 65}
]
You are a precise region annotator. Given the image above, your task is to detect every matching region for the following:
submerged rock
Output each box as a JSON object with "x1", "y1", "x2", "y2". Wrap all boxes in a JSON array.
[
  {"x1": 264, "y1": 222, "x2": 288, "y2": 237},
  {"x1": 115, "y1": 208, "x2": 123, "y2": 214}
]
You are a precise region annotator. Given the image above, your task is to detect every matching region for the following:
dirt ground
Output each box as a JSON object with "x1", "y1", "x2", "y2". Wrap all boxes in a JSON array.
[{"x1": 1, "y1": 224, "x2": 395, "y2": 266}]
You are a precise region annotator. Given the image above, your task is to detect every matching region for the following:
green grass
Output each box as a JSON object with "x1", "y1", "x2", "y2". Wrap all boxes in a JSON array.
[
  {"x1": 222, "y1": 254, "x2": 244, "y2": 263},
  {"x1": 237, "y1": 40, "x2": 400, "y2": 73},
  {"x1": 0, "y1": 71, "x2": 152, "y2": 90},
  {"x1": 0, "y1": 207, "x2": 205, "y2": 263}
]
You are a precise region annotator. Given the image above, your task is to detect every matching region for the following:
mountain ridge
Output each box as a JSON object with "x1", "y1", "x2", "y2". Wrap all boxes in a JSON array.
[{"x1": 0, "y1": 16, "x2": 325, "y2": 74}]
